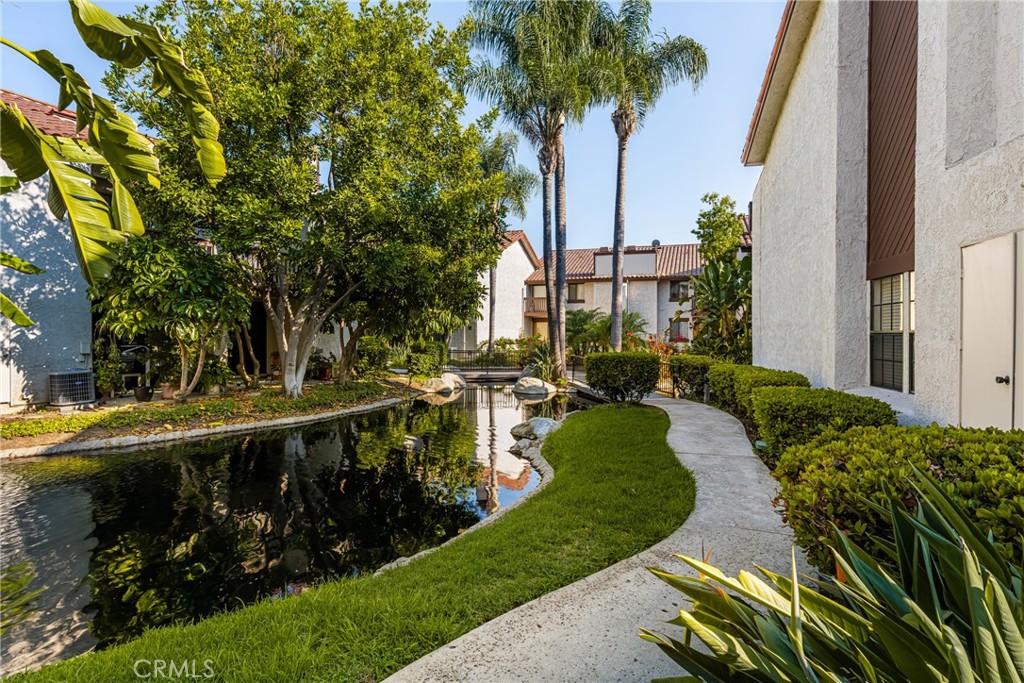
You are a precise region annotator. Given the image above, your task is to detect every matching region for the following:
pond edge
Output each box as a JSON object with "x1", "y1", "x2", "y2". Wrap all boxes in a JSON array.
[{"x1": 0, "y1": 397, "x2": 408, "y2": 460}]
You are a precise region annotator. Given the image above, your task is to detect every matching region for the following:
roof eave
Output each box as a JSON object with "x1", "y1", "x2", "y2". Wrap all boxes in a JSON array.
[{"x1": 741, "y1": 0, "x2": 822, "y2": 167}]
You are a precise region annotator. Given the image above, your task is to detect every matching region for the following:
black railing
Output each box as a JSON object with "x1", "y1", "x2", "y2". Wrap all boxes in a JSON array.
[
  {"x1": 447, "y1": 349, "x2": 528, "y2": 372},
  {"x1": 658, "y1": 361, "x2": 676, "y2": 396}
]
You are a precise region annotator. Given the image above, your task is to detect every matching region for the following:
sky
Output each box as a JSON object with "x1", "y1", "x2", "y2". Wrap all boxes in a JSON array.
[{"x1": 1, "y1": 0, "x2": 782, "y2": 250}]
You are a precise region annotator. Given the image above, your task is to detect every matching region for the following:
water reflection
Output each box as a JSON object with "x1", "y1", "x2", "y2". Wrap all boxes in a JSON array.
[{"x1": 0, "y1": 386, "x2": 586, "y2": 673}]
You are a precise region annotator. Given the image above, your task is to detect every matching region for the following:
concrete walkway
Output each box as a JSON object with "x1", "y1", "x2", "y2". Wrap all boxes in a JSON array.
[{"x1": 385, "y1": 396, "x2": 807, "y2": 683}]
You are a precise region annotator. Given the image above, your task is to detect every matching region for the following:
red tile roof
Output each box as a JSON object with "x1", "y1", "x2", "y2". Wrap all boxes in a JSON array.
[
  {"x1": 1, "y1": 89, "x2": 88, "y2": 139},
  {"x1": 499, "y1": 229, "x2": 541, "y2": 267},
  {"x1": 525, "y1": 242, "x2": 706, "y2": 284},
  {"x1": 741, "y1": 0, "x2": 795, "y2": 165}
]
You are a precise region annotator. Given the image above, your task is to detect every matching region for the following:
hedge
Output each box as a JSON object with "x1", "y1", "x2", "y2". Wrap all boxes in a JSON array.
[
  {"x1": 774, "y1": 425, "x2": 1024, "y2": 569},
  {"x1": 732, "y1": 366, "x2": 810, "y2": 418},
  {"x1": 707, "y1": 363, "x2": 741, "y2": 411},
  {"x1": 356, "y1": 336, "x2": 390, "y2": 376},
  {"x1": 407, "y1": 339, "x2": 447, "y2": 377},
  {"x1": 667, "y1": 354, "x2": 719, "y2": 400},
  {"x1": 584, "y1": 352, "x2": 660, "y2": 404},
  {"x1": 751, "y1": 386, "x2": 897, "y2": 462}
]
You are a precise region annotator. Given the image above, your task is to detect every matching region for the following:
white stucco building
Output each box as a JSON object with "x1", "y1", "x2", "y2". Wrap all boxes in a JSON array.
[
  {"x1": 1, "y1": 90, "x2": 94, "y2": 407},
  {"x1": 744, "y1": 0, "x2": 1024, "y2": 428},
  {"x1": 451, "y1": 230, "x2": 541, "y2": 349}
]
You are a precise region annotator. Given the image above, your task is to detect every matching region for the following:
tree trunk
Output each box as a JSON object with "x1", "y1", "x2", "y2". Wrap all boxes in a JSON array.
[
  {"x1": 487, "y1": 265, "x2": 497, "y2": 354},
  {"x1": 610, "y1": 129, "x2": 630, "y2": 352},
  {"x1": 336, "y1": 326, "x2": 363, "y2": 385},
  {"x1": 241, "y1": 325, "x2": 261, "y2": 386},
  {"x1": 177, "y1": 340, "x2": 190, "y2": 398},
  {"x1": 233, "y1": 330, "x2": 253, "y2": 388},
  {"x1": 176, "y1": 341, "x2": 206, "y2": 400},
  {"x1": 538, "y1": 149, "x2": 556, "y2": 357},
  {"x1": 554, "y1": 124, "x2": 567, "y2": 378}
]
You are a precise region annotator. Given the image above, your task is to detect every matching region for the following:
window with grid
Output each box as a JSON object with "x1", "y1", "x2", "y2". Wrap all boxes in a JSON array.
[
  {"x1": 870, "y1": 273, "x2": 915, "y2": 392},
  {"x1": 567, "y1": 283, "x2": 584, "y2": 303}
]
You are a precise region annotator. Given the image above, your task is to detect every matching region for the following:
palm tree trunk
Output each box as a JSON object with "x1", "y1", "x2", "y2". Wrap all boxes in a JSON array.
[
  {"x1": 540, "y1": 159, "x2": 556, "y2": 354},
  {"x1": 487, "y1": 265, "x2": 497, "y2": 354},
  {"x1": 610, "y1": 130, "x2": 629, "y2": 352},
  {"x1": 554, "y1": 124, "x2": 567, "y2": 378}
]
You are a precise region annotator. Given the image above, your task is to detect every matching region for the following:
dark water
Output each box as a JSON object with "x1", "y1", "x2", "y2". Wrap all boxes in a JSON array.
[{"x1": 0, "y1": 386, "x2": 587, "y2": 674}]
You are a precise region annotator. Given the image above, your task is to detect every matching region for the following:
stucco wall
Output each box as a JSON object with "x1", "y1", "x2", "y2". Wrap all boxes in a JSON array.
[
  {"x1": 913, "y1": 0, "x2": 1024, "y2": 424},
  {"x1": 625, "y1": 280, "x2": 659, "y2": 337},
  {"x1": 0, "y1": 169, "x2": 93, "y2": 406},
  {"x1": 453, "y1": 239, "x2": 536, "y2": 349},
  {"x1": 752, "y1": 1, "x2": 841, "y2": 387}
]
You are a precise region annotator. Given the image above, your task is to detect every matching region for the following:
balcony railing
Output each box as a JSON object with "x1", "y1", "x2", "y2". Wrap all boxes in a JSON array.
[
  {"x1": 524, "y1": 296, "x2": 546, "y2": 313},
  {"x1": 448, "y1": 349, "x2": 528, "y2": 372}
]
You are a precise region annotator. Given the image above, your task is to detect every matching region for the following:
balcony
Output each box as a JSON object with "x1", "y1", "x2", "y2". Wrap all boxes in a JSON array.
[{"x1": 524, "y1": 296, "x2": 547, "y2": 318}]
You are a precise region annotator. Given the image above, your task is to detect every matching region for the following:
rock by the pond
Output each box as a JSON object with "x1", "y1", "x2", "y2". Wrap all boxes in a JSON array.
[
  {"x1": 508, "y1": 437, "x2": 533, "y2": 455},
  {"x1": 513, "y1": 376, "x2": 555, "y2": 395},
  {"x1": 421, "y1": 376, "x2": 454, "y2": 394},
  {"x1": 418, "y1": 389, "x2": 462, "y2": 405},
  {"x1": 441, "y1": 372, "x2": 467, "y2": 389},
  {"x1": 511, "y1": 416, "x2": 561, "y2": 440}
]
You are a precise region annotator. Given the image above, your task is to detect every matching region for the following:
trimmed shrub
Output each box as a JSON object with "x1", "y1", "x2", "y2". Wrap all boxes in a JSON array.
[
  {"x1": 356, "y1": 336, "x2": 390, "y2": 376},
  {"x1": 667, "y1": 354, "x2": 719, "y2": 400},
  {"x1": 732, "y1": 365, "x2": 810, "y2": 418},
  {"x1": 584, "y1": 352, "x2": 660, "y2": 404},
  {"x1": 775, "y1": 424, "x2": 1024, "y2": 569},
  {"x1": 751, "y1": 386, "x2": 897, "y2": 460},
  {"x1": 707, "y1": 363, "x2": 741, "y2": 411},
  {"x1": 407, "y1": 353, "x2": 440, "y2": 378}
]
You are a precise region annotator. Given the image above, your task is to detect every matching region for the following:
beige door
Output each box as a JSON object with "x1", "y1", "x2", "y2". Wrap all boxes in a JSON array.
[{"x1": 961, "y1": 233, "x2": 1015, "y2": 429}]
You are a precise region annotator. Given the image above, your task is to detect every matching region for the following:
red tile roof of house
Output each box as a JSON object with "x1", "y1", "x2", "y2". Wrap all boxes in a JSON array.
[
  {"x1": 1, "y1": 89, "x2": 88, "y2": 139},
  {"x1": 500, "y1": 229, "x2": 541, "y2": 267},
  {"x1": 525, "y1": 242, "x2": 706, "y2": 284}
]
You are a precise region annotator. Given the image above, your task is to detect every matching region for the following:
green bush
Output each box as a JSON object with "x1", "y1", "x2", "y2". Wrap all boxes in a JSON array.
[
  {"x1": 731, "y1": 365, "x2": 810, "y2": 418},
  {"x1": 356, "y1": 336, "x2": 390, "y2": 376},
  {"x1": 706, "y1": 362, "x2": 741, "y2": 410},
  {"x1": 751, "y1": 386, "x2": 896, "y2": 461},
  {"x1": 775, "y1": 424, "x2": 1024, "y2": 569},
  {"x1": 408, "y1": 339, "x2": 447, "y2": 377},
  {"x1": 584, "y1": 352, "x2": 660, "y2": 404},
  {"x1": 667, "y1": 354, "x2": 719, "y2": 399}
]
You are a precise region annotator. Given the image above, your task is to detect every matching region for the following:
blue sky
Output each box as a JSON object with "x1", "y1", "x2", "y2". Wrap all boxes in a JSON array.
[{"x1": 1, "y1": 0, "x2": 781, "y2": 249}]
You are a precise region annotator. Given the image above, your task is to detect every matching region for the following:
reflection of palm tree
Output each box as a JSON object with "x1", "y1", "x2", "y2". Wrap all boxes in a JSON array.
[{"x1": 485, "y1": 389, "x2": 500, "y2": 514}]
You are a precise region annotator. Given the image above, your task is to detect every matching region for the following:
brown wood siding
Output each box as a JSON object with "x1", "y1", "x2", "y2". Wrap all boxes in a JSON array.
[{"x1": 867, "y1": 0, "x2": 917, "y2": 280}]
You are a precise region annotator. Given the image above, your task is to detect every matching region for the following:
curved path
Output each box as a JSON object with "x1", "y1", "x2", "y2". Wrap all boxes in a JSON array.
[{"x1": 385, "y1": 396, "x2": 808, "y2": 682}]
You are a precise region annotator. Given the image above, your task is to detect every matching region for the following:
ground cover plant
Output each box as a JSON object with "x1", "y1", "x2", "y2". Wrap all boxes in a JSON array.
[
  {"x1": 12, "y1": 405, "x2": 694, "y2": 683},
  {"x1": 0, "y1": 382, "x2": 394, "y2": 441}
]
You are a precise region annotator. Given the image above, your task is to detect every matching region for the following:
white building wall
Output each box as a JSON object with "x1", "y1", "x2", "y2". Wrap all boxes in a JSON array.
[
  {"x1": 913, "y1": 0, "x2": 1024, "y2": 424},
  {"x1": 625, "y1": 280, "x2": 659, "y2": 337},
  {"x1": 453, "y1": 240, "x2": 536, "y2": 349},
  {"x1": 0, "y1": 170, "x2": 93, "y2": 407}
]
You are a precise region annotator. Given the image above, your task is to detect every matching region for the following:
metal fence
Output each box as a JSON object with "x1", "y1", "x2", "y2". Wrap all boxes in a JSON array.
[
  {"x1": 657, "y1": 361, "x2": 676, "y2": 396},
  {"x1": 447, "y1": 349, "x2": 528, "y2": 371}
]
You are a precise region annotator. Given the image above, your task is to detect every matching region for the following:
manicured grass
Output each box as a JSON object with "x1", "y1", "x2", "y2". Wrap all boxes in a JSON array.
[
  {"x1": 15, "y1": 405, "x2": 694, "y2": 683},
  {"x1": 0, "y1": 382, "x2": 393, "y2": 440}
]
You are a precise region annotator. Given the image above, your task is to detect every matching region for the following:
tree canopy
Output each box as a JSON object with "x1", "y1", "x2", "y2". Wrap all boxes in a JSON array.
[
  {"x1": 106, "y1": 0, "x2": 503, "y2": 396},
  {"x1": 693, "y1": 192, "x2": 745, "y2": 263}
]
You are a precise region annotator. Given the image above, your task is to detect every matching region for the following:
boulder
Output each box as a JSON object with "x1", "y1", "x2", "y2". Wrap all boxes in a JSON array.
[
  {"x1": 417, "y1": 389, "x2": 461, "y2": 405},
  {"x1": 508, "y1": 437, "x2": 533, "y2": 455},
  {"x1": 421, "y1": 376, "x2": 454, "y2": 395},
  {"x1": 510, "y1": 416, "x2": 561, "y2": 440},
  {"x1": 441, "y1": 372, "x2": 467, "y2": 389},
  {"x1": 513, "y1": 376, "x2": 555, "y2": 396}
]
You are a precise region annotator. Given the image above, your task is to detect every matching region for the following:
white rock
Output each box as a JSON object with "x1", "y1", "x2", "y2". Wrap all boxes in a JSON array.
[
  {"x1": 421, "y1": 377, "x2": 454, "y2": 394},
  {"x1": 511, "y1": 417, "x2": 561, "y2": 440},
  {"x1": 441, "y1": 372, "x2": 467, "y2": 389},
  {"x1": 513, "y1": 376, "x2": 555, "y2": 396}
]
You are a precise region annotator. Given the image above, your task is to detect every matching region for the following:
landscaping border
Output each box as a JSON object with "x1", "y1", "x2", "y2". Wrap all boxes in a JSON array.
[{"x1": 0, "y1": 397, "x2": 407, "y2": 460}]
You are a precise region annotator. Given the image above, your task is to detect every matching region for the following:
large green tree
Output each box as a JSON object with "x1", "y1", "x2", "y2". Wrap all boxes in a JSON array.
[
  {"x1": 470, "y1": 0, "x2": 605, "y2": 377},
  {"x1": 107, "y1": 0, "x2": 501, "y2": 397},
  {"x1": 595, "y1": 0, "x2": 707, "y2": 351},
  {"x1": 0, "y1": 0, "x2": 224, "y2": 326},
  {"x1": 476, "y1": 127, "x2": 538, "y2": 353}
]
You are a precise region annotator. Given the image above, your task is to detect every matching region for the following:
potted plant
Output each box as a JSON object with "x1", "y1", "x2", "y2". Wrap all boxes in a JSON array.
[
  {"x1": 199, "y1": 357, "x2": 235, "y2": 395},
  {"x1": 305, "y1": 348, "x2": 335, "y2": 381},
  {"x1": 92, "y1": 336, "x2": 125, "y2": 401},
  {"x1": 672, "y1": 335, "x2": 689, "y2": 352}
]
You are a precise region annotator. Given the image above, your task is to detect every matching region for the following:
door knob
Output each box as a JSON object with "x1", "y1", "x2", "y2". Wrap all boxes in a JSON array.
[{"x1": 996, "y1": 375, "x2": 1011, "y2": 385}]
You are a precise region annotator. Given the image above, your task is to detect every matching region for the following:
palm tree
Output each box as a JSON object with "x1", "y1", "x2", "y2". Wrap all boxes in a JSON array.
[
  {"x1": 596, "y1": 0, "x2": 708, "y2": 351},
  {"x1": 476, "y1": 131, "x2": 538, "y2": 353},
  {"x1": 470, "y1": 0, "x2": 604, "y2": 377}
]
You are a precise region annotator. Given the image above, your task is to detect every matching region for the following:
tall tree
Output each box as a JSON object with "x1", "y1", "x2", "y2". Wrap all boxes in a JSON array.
[
  {"x1": 596, "y1": 0, "x2": 707, "y2": 351},
  {"x1": 470, "y1": 0, "x2": 603, "y2": 376},
  {"x1": 693, "y1": 192, "x2": 745, "y2": 262},
  {"x1": 476, "y1": 129, "x2": 538, "y2": 353},
  {"x1": 108, "y1": 0, "x2": 501, "y2": 397},
  {"x1": 0, "y1": 0, "x2": 224, "y2": 326}
]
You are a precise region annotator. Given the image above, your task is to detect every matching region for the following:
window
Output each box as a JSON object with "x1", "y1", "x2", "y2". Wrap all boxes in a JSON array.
[
  {"x1": 870, "y1": 272, "x2": 915, "y2": 392},
  {"x1": 567, "y1": 283, "x2": 584, "y2": 303},
  {"x1": 670, "y1": 318, "x2": 689, "y2": 341},
  {"x1": 669, "y1": 280, "x2": 687, "y2": 301}
]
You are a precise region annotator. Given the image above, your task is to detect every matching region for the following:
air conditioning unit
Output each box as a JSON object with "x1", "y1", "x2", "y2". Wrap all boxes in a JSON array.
[{"x1": 49, "y1": 370, "x2": 95, "y2": 406}]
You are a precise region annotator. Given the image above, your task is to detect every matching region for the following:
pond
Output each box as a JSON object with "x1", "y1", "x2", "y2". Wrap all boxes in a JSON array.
[{"x1": 0, "y1": 385, "x2": 588, "y2": 674}]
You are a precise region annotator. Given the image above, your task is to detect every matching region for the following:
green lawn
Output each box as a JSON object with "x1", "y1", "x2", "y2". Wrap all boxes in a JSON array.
[{"x1": 15, "y1": 405, "x2": 695, "y2": 683}]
